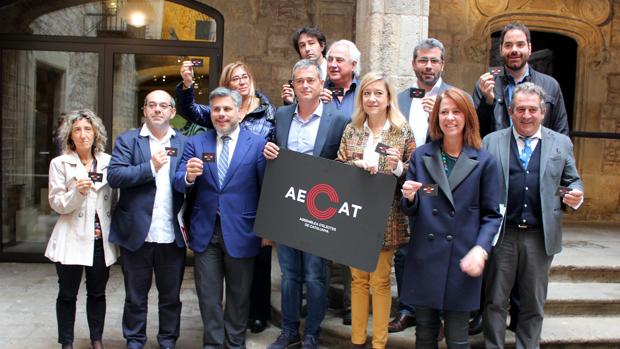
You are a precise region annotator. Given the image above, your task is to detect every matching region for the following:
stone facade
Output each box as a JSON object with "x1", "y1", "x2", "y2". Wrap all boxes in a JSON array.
[{"x1": 426, "y1": 0, "x2": 620, "y2": 221}]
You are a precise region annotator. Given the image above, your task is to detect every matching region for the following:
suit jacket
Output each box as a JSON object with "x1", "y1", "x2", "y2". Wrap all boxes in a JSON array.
[
  {"x1": 46, "y1": 151, "x2": 118, "y2": 266},
  {"x1": 473, "y1": 66, "x2": 569, "y2": 138},
  {"x1": 400, "y1": 141, "x2": 502, "y2": 311},
  {"x1": 396, "y1": 81, "x2": 453, "y2": 145},
  {"x1": 107, "y1": 128, "x2": 188, "y2": 252},
  {"x1": 273, "y1": 102, "x2": 350, "y2": 159},
  {"x1": 482, "y1": 126, "x2": 583, "y2": 255},
  {"x1": 173, "y1": 128, "x2": 267, "y2": 258}
]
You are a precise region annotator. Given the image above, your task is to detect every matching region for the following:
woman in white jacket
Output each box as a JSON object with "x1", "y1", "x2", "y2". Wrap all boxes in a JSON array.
[{"x1": 45, "y1": 109, "x2": 118, "y2": 349}]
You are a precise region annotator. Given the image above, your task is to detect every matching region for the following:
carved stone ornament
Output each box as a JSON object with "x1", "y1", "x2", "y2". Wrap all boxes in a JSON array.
[
  {"x1": 578, "y1": 0, "x2": 612, "y2": 26},
  {"x1": 475, "y1": 0, "x2": 509, "y2": 17}
]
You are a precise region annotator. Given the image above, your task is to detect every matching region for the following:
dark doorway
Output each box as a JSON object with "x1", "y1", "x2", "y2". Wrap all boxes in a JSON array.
[{"x1": 490, "y1": 31, "x2": 577, "y2": 130}]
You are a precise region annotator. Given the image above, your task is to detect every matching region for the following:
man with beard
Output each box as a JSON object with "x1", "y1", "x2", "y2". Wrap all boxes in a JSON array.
[
  {"x1": 472, "y1": 22, "x2": 570, "y2": 335},
  {"x1": 174, "y1": 87, "x2": 267, "y2": 349},
  {"x1": 388, "y1": 38, "x2": 455, "y2": 334},
  {"x1": 474, "y1": 22, "x2": 569, "y2": 138}
]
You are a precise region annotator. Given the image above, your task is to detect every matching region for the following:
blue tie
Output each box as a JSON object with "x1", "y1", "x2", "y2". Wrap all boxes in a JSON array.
[
  {"x1": 218, "y1": 136, "x2": 230, "y2": 187},
  {"x1": 520, "y1": 136, "x2": 533, "y2": 169}
]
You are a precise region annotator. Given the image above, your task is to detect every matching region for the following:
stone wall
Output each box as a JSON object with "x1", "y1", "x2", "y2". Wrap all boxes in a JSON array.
[
  {"x1": 196, "y1": 0, "x2": 357, "y2": 104},
  {"x1": 428, "y1": 0, "x2": 620, "y2": 221}
]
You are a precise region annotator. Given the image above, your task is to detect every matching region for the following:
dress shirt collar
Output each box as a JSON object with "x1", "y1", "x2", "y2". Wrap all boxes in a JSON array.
[
  {"x1": 216, "y1": 125, "x2": 241, "y2": 142},
  {"x1": 294, "y1": 101, "x2": 323, "y2": 123},
  {"x1": 139, "y1": 124, "x2": 176, "y2": 142},
  {"x1": 414, "y1": 77, "x2": 443, "y2": 96},
  {"x1": 512, "y1": 125, "x2": 542, "y2": 141}
]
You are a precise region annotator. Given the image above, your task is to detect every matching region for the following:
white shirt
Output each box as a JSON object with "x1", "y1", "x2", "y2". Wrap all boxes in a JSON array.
[
  {"x1": 216, "y1": 126, "x2": 241, "y2": 177},
  {"x1": 140, "y1": 124, "x2": 176, "y2": 244},
  {"x1": 319, "y1": 57, "x2": 328, "y2": 81},
  {"x1": 408, "y1": 77, "x2": 444, "y2": 147},
  {"x1": 362, "y1": 120, "x2": 404, "y2": 176}
]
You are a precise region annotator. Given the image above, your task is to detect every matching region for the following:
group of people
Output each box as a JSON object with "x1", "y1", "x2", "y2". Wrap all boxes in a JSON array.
[{"x1": 45, "y1": 21, "x2": 584, "y2": 349}]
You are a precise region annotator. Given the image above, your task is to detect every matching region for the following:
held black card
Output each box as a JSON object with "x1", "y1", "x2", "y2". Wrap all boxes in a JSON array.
[
  {"x1": 489, "y1": 66, "x2": 503, "y2": 76},
  {"x1": 165, "y1": 147, "x2": 178, "y2": 157},
  {"x1": 419, "y1": 184, "x2": 438, "y2": 197},
  {"x1": 556, "y1": 186, "x2": 573, "y2": 197},
  {"x1": 88, "y1": 172, "x2": 103, "y2": 183},
  {"x1": 375, "y1": 142, "x2": 390, "y2": 155},
  {"x1": 330, "y1": 87, "x2": 344, "y2": 97},
  {"x1": 202, "y1": 152, "x2": 215, "y2": 163},
  {"x1": 410, "y1": 87, "x2": 425, "y2": 98},
  {"x1": 190, "y1": 58, "x2": 204, "y2": 67}
]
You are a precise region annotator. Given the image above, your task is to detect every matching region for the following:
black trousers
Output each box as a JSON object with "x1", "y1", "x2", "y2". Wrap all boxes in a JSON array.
[
  {"x1": 56, "y1": 239, "x2": 110, "y2": 345},
  {"x1": 120, "y1": 242, "x2": 186, "y2": 349},
  {"x1": 248, "y1": 245, "x2": 272, "y2": 321},
  {"x1": 415, "y1": 307, "x2": 470, "y2": 349}
]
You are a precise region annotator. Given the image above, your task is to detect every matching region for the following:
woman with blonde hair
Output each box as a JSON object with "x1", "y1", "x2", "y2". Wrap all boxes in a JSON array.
[
  {"x1": 337, "y1": 71, "x2": 416, "y2": 348},
  {"x1": 46, "y1": 109, "x2": 118, "y2": 349}
]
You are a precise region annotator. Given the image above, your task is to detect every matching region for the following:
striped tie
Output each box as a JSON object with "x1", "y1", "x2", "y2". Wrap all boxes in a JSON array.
[
  {"x1": 218, "y1": 136, "x2": 230, "y2": 187},
  {"x1": 519, "y1": 136, "x2": 533, "y2": 169}
]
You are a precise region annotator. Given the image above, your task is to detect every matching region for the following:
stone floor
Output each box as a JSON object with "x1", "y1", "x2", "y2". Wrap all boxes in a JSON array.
[{"x1": 1, "y1": 222, "x2": 619, "y2": 348}]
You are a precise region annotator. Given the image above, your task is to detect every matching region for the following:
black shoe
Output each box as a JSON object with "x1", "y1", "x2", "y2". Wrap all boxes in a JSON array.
[
  {"x1": 468, "y1": 311, "x2": 483, "y2": 336},
  {"x1": 387, "y1": 313, "x2": 416, "y2": 333},
  {"x1": 249, "y1": 319, "x2": 268, "y2": 333},
  {"x1": 342, "y1": 309, "x2": 352, "y2": 326},
  {"x1": 267, "y1": 333, "x2": 302, "y2": 349}
]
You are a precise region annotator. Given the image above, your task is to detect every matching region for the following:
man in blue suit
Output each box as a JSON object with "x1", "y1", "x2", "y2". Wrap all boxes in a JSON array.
[
  {"x1": 108, "y1": 90, "x2": 187, "y2": 349},
  {"x1": 391, "y1": 37, "x2": 454, "y2": 333},
  {"x1": 263, "y1": 59, "x2": 350, "y2": 349},
  {"x1": 173, "y1": 87, "x2": 266, "y2": 348},
  {"x1": 482, "y1": 83, "x2": 583, "y2": 349}
]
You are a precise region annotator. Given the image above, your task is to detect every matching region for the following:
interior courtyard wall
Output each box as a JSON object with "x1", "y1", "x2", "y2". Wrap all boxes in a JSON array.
[{"x1": 428, "y1": 0, "x2": 620, "y2": 221}]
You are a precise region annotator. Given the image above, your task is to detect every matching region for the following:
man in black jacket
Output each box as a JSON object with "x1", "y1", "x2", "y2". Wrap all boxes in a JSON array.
[{"x1": 473, "y1": 22, "x2": 569, "y2": 138}]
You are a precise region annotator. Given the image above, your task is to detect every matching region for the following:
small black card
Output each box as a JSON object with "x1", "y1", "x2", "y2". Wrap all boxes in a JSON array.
[
  {"x1": 488, "y1": 66, "x2": 503, "y2": 76},
  {"x1": 375, "y1": 142, "x2": 390, "y2": 155},
  {"x1": 410, "y1": 87, "x2": 425, "y2": 98},
  {"x1": 288, "y1": 79, "x2": 294, "y2": 88},
  {"x1": 419, "y1": 184, "x2": 438, "y2": 197},
  {"x1": 165, "y1": 147, "x2": 178, "y2": 157},
  {"x1": 202, "y1": 152, "x2": 215, "y2": 162},
  {"x1": 556, "y1": 186, "x2": 573, "y2": 197},
  {"x1": 88, "y1": 172, "x2": 103, "y2": 183},
  {"x1": 191, "y1": 58, "x2": 204, "y2": 67},
  {"x1": 330, "y1": 87, "x2": 344, "y2": 97}
]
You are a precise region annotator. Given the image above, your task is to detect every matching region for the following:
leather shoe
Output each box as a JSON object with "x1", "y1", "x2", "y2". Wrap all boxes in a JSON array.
[
  {"x1": 387, "y1": 313, "x2": 416, "y2": 333},
  {"x1": 342, "y1": 309, "x2": 351, "y2": 326},
  {"x1": 249, "y1": 319, "x2": 268, "y2": 333},
  {"x1": 468, "y1": 311, "x2": 483, "y2": 336}
]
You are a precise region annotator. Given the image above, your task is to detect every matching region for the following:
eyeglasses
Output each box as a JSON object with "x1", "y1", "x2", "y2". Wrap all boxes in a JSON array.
[
  {"x1": 415, "y1": 57, "x2": 443, "y2": 66},
  {"x1": 230, "y1": 74, "x2": 250, "y2": 83},
  {"x1": 145, "y1": 102, "x2": 172, "y2": 109}
]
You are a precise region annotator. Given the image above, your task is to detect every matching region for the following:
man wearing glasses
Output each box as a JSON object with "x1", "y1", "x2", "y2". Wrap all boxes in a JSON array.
[
  {"x1": 108, "y1": 90, "x2": 188, "y2": 349},
  {"x1": 389, "y1": 37, "x2": 455, "y2": 334}
]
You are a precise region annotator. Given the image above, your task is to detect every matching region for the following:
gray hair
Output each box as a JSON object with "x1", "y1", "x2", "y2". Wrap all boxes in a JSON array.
[
  {"x1": 143, "y1": 90, "x2": 175, "y2": 109},
  {"x1": 511, "y1": 82, "x2": 547, "y2": 110},
  {"x1": 209, "y1": 87, "x2": 242, "y2": 109},
  {"x1": 57, "y1": 109, "x2": 107, "y2": 155},
  {"x1": 291, "y1": 59, "x2": 322, "y2": 80},
  {"x1": 413, "y1": 38, "x2": 445, "y2": 60},
  {"x1": 328, "y1": 40, "x2": 362, "y2": 77}
]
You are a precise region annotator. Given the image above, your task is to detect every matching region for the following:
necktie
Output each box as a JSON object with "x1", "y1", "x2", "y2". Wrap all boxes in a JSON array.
[
  {"x1": 218, "y1": 136, "x2": 230, "y2": 186},
  {"x1": 519, "y1": 136, "x2": 533, "y2": 169}
]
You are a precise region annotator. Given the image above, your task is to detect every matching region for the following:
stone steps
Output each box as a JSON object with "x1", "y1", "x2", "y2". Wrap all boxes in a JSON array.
[{"x1": 545, "y1": 282, "x2": 620, "y2": 315}]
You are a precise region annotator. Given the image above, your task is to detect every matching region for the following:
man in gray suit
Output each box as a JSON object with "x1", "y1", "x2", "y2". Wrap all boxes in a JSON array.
[
  {"x1": 482, "y1": 82, "x2": 584, "y2": 349},
  {"x1": 390, "y1": 37, "x2": 454, "y2": 333}
]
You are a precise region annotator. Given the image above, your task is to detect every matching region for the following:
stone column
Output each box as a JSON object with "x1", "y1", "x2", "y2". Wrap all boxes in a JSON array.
[{"x1": 355, "y1": 0, "x2": 429, "y2": 91}]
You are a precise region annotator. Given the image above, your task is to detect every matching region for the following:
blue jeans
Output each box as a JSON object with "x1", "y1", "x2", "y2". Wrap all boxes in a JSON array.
[
  {"x1": 277, "y1": 244, "x2": 327, "y2": 339},
  {"x1": 394, "y1": 246, "x2": 415, "y2": 317}
]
